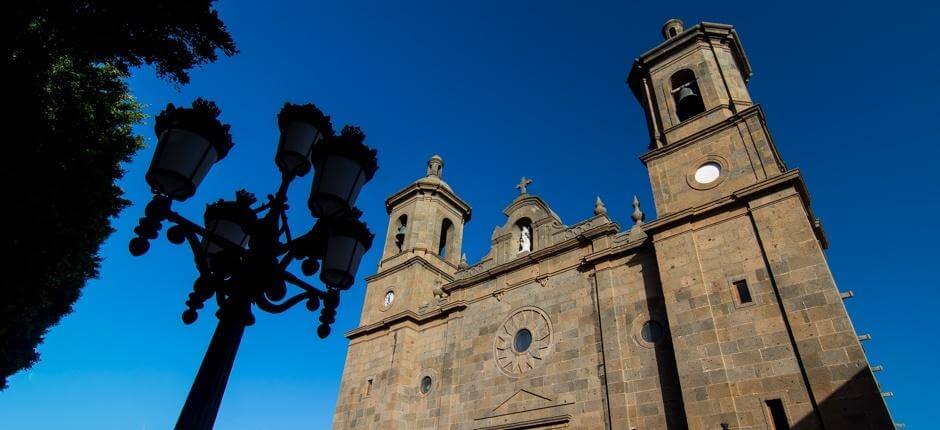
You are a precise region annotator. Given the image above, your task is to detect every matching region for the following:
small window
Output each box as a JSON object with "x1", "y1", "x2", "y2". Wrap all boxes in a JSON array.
[
  {"x1": 514, "y1": 328, "x2": 533, "y2": 352},
  {"x1": 668, "y1": 27, "x2": 677, "y2": 37},
  {"x1": 420, "y1": 375, "x2": 432, "y2": 394},
  {"x1": 365, "y1": 378, "x2": 373, "y2": 396},
  {"x1": 641, "y1": 320, "x2": 664, "y2": 343},
  {"x1": 734, "y1": 280, "x2": 753, "y2": 304},
  {"x1": 765, "y1": 399, "x2": 789, "y2": 430}
]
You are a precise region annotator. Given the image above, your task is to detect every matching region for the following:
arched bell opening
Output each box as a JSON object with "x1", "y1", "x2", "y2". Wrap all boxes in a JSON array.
[
  {"x1": 671, "y1": 69, "x2": 706, "y2": 122},
  {"x1": 438, "y1": 218, "x2": 454, "y2": 259},
  {"x1": 393, "y1": 214, "x2": 408, "y2": 253}
]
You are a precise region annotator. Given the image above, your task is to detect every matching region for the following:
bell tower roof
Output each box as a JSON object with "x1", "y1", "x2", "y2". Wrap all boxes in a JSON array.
[
  {"x1": 627, "y1": 21, "x2": 752, "y2": 101},
  {"x1": 385, "y1": 155, "x2": 472, "y2": 221}
]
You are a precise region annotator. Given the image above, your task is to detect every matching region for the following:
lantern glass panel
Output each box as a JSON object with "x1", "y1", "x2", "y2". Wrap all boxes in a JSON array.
[
  {"x1": 148, "y1": 129, "x2": 218, "y2": 200},
  {"x1": 276, "y1": 121, "x2": 322, "y2": 175},
  {"x1": 203, "y1": 218, "x2": 249, "y2": 255},
  {"x1": 309, "y1": 155, "x2": 366, "y2": 218},
  {"x1": 321, "y1": 233, "x2": 366, "y2": 289}
]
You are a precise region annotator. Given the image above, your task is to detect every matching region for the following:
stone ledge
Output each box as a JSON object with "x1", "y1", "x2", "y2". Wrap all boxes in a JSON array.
[
  {"x1": 473, "y1": 414, "x2": 571, "y2": 430},
  {"x1": 345, "y1": 300, "x2": 467, "y2": 340},
  {"x1": 639, "y1": 104, "x2": 778, "y2": 166},
  {"x1": 365, "y1": 255, "x2": 456, "y2": 283}
]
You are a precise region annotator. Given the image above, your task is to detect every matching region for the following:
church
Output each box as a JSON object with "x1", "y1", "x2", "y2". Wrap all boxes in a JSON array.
[{"x1": 332, "y1": 20, "x2": 893, "y2": 429}]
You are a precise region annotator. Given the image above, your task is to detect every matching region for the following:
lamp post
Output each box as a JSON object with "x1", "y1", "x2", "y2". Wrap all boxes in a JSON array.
[{"x1": 128, "y1": 99, "x2": 378, "y2": 429}]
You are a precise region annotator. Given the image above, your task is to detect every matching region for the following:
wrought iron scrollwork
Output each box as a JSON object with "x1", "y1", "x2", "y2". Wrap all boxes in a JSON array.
[{"x1": 130, "y1": 174, "x2": 344, "y2": 338}]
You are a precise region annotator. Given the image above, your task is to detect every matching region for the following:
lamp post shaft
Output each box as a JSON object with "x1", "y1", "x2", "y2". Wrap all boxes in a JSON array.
[{"x1": 175, "y1": 317, "x2": 246, "y2": 430}]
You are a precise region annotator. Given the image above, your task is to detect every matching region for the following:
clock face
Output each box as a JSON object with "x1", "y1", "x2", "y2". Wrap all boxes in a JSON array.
[{"x1": 383, "y1": 291, "x2": 395, "y2": 307}]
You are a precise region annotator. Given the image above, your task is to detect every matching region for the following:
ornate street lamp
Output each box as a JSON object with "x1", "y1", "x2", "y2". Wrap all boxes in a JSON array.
[{"x1": 128, "y1": 99, "x2": 378, "y2": 430}]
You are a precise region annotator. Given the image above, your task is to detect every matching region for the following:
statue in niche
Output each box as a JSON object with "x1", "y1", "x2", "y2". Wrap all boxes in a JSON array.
[{"x1": 519, "y1": 226, "x2": 532, "y2": 252}]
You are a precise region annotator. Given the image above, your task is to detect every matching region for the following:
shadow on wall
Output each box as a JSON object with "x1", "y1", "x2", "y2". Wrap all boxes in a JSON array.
[
  {"x1": 791, "y1": 367, "x2": 893, "y2": 430},
  {"x1": 638, "y1": 251, "x2": 688, "y2": 430}
]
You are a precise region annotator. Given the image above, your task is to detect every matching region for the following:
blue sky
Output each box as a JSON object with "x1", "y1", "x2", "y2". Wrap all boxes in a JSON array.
[{"x1": 2, "y1": 1, "x2": 938, "y2": 428}]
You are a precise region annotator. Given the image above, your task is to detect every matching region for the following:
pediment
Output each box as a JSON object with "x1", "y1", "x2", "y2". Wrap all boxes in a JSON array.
[
  {"x1": 473, "y1": 388, "x2": 574, "y2": 428},
  {"x1": 501, "y1": 195, "x2": 562, "y2": 226},
  {"x1": 491, "y1": 389, "x2": 554, "y2": 415}
]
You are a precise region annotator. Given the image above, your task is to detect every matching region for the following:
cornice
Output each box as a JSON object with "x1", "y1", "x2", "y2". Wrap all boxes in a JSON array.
[
  {"x1": 639, "y1": 104, "x2": 766, "y2": 165},
  {"x1": 443, "y1": 221, "x2": 619, "y2": 294},
  {"x1": 385, "y1": 179, "x2": 472, "y2": 221},
  {"x1": 628, "y1": 22, "x2": 752, "y2": 99},
  {"x1": 345, "y1": 300, "x2": 468, "y2": 340},
  {"x1": 640, "y1": 169, "x2": 826, "y2": 248},
  {"x1": 474, "y1": 414, "x2": 571, "y2": 430},
  {"x1": 580, "y1": 234, "x2": 651, "y2": 268},
  {"x1": 365, "y1": 255, "x2": 456, "y2": 284}
]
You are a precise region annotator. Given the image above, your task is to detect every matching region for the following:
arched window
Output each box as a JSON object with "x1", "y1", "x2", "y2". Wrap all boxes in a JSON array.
[
  {"x1": 394, "y1": 215, "x2": 407, "y2": 252},
  {"x1": 671, "y1": 69, "x2": 705, "y2": 122},
  {"x1": 438, "y1": 218, "x2": 454, "y2": 258},
  {"x1": 515, "y1": 218, "x2": 533, "y2": 253}
]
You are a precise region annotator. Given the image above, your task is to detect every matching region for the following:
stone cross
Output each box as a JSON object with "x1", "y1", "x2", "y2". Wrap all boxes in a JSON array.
[{"x1": 516, "y1": 177, "x2": 532, "y2": 195}]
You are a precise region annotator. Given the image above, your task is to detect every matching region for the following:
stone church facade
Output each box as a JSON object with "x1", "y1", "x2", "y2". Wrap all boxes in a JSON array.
[{"x1": 333, "y1": 20, "x2": 893, "y2": 429}]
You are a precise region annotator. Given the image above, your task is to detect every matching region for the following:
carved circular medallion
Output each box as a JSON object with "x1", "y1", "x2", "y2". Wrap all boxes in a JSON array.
[{"x1": 494, "y1": 307, "x2": 553, "y2": 377}]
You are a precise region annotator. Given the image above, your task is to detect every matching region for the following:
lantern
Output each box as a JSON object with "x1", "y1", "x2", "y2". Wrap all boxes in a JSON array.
[
  {"x1": 276, "y1": 121, "x2": 324, "y2": 176},
  {"x1": 318, "y1": 216, "x2": 374, "y2": 290},
  {"x1": 146, "y1": 101, "x2": 233, "y2": 201},
  {"x1": 308, "y1": 128, "x2": 378, "y2": 219},
  {"x1": 202, "y1": 200, "x2": 254, "y2": 256}
]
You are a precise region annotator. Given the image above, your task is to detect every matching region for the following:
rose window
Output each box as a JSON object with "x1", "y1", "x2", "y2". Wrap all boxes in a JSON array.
[{"x1": 494, "y1": 307, "x2": 553, "y2": 377}]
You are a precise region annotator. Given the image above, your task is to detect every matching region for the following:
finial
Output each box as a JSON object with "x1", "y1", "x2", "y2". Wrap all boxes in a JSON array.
[
  {"x1": 515, "y1": 177, "x2": 533, "y2": 195},
  {"x1": 458, "y1": 253, "x2": 469, "y2": 269},
  {"x1": 594, "y1": 196, "x2": 607, "y2": 216},
  {"x1": 427, "y1": 155, "x2": 444, "y2": 178},
  {"x1": 662, "y1": 18, "x2": 684, "y2": 40},
  {"x1": 631, "y1": 195, "x2": 645, "y2": 227}
]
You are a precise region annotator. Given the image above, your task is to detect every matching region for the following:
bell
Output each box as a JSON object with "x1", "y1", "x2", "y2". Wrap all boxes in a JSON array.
[
  {"x1": 676, "y1": 85, "x2": 700, "y2": 106},
  {"x1": 676, "y1": 85, "x2": 704, "y2": 120}
]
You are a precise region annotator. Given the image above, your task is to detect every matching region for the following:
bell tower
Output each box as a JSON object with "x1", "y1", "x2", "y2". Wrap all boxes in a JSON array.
[
  {"x1": 628, "y1": 20, "x2": 893, "y2": 429},
  {"x1": 628, "y1": 20, "x2": 786, "y2": 216},
  {"x1": 359, "y1": 155, "x2": 471, "y2": 326}
]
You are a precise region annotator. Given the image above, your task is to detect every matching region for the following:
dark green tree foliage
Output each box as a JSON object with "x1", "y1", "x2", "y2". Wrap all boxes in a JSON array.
[{"x1": 3, "y1": 0, "x2": 237, "y2": 389}]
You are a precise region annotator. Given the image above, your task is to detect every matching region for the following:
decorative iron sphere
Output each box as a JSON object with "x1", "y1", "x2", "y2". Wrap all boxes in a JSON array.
[
  {"x1": 182, "y1": 309, "x2": 198, "y2": 325},
  {"x1": 306, "y1": 296, "x2": 321, "y2": 311},
  {"x1": 129, "y1": 237, "x2": 150, "y2": 256},
  {"x1": 301, "y1": 258, "x2": 319, "y2": 276},
  {"x1": 167, "y1": 225, "x2": 186, "y2": 244},
  {"x1": 317, "y1": 324, "x2": 331, "y2": 339}
]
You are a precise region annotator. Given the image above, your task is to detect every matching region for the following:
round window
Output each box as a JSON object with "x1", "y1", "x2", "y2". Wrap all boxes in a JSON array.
[
  {"x1": 694, "y1": 162, "x2": 721, "y2": 184},
  {"x1": 513, "y1": 328, "x2": 533, "y2": 353},
  {"x1": 383, "y1": 291, "x2": 395, "y2": 308},
  {"x1": 420, "y1": 375, "x2": 432, "y2": 394},
  {"x1": 641, "y1": 321, "x2": 664, "y2": 343}
]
